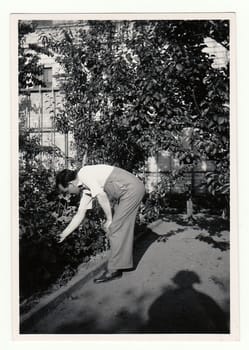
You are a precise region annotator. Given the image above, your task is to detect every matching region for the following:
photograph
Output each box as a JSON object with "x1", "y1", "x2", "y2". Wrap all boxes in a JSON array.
[{"x1": 12, "y1": 13, "x2": 237, "y2": 339}]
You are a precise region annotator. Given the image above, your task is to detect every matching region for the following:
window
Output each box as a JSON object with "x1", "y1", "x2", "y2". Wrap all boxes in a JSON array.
[{"x1": 43, "y1": 67, "x2": 52, "y2": 88}]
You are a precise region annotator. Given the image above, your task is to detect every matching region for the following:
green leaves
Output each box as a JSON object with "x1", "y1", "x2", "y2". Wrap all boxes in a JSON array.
[{"x1": 46, "y1": 20, "x2": 229, "y2": 192}]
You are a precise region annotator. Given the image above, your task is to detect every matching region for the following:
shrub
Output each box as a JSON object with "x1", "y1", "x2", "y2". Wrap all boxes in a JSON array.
[{"x1": 19, "y1": 160, "x2": 107, "y2": 299}]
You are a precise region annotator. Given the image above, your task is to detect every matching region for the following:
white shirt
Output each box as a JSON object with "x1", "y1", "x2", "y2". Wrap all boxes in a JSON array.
[{"x1": 77, "y1": 165, "x2": 114, "y2": 211}]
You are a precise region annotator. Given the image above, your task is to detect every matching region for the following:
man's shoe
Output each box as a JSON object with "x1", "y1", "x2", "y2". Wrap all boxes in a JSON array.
[{"x1": 93, "y1": 270, "x2": 122, "y2": 284}]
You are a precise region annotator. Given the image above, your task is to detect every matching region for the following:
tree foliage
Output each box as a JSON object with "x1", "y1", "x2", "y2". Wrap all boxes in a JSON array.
[
  {"x1": 18, "y1": 20, "x2": 54, "y2": 89},
  {"x1": 18, "y1": 22, "x2": 108, "y2": 299},
  {"x1": 48, "y1": 20, "x2": 229, "y2": 195}
]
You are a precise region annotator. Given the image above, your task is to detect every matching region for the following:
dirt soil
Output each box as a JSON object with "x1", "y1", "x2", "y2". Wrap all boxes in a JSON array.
[{"x1": 23, "y1": 213, "x2": 230, "y2": 334}]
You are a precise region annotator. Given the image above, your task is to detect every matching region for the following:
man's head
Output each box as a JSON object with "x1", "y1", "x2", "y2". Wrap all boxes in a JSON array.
[{"x1": 56, "y1": 169, "x2": 80, "y2": 194}]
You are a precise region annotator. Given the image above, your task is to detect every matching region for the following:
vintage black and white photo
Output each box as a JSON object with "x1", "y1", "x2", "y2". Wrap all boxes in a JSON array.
[{"x1": 13, "y1": 13, "x2": 237, "y2": 338}]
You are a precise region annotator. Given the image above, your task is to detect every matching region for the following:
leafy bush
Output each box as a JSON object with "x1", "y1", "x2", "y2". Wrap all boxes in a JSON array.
[{"x1": 19, "y1": 158, "x2": 107, "y2": 299}]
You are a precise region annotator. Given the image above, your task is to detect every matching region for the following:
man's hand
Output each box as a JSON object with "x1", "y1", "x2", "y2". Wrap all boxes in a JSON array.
[
  {"x1": 103, "y1": 219, "x2": 112, "y2": 234},
  {"x1": 57, "y1": 210, "x2": 86, "y2": 244},
  {"x1": 58, "y1": 231, "x2": 68, "y2": 243}
]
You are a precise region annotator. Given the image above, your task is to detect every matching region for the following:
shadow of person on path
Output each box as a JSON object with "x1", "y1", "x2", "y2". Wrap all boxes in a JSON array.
[{"x1": 144, "y1": 270, "x2": 229, "y2": 334}]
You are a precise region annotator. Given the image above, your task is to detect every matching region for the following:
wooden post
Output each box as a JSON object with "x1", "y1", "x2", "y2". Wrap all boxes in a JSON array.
[{"x1": 187, "y1": 198, "x2": 193, "y2": 218}]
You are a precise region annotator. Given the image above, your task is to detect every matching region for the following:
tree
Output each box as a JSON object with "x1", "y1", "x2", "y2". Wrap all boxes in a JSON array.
[
  {"x1": 48, "y1": 19, "x2": 230, "y2": 200},
  {"x1": 18, "y1": 20, "x2": 54, "y2": 89}
]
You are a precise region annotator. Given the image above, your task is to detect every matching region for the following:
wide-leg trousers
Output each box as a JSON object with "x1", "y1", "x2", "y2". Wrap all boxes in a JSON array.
[{"x1": 104, "y1": 167, "x2": 145, "y2": 270}]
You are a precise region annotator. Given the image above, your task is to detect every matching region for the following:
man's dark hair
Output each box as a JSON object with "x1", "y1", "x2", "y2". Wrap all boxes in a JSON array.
[{"x1": 56, "y1": 169, "x2": 77, "y2": 189}]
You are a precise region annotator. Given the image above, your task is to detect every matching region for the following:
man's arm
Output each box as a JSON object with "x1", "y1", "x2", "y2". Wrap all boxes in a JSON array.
[
  {"x1": 58, "y1": 208, "x2": 86, "y2": 243},
  {"x1": 58, "y1": 191, "x2": 92, "y2": 243},
  {"x1": 96, "y1": 191, "x2": 112, "y2": 230}
]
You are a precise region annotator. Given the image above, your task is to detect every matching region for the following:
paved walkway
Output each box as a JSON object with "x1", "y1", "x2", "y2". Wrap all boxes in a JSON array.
[{"x1": 24, "y1": 215, "x2": 230, "y2": 334}]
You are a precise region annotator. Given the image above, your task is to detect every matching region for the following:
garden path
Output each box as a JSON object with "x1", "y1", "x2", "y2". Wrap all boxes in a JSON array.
[{"x1": 24, "y1": 214, "x2": 230, "y2": 335}]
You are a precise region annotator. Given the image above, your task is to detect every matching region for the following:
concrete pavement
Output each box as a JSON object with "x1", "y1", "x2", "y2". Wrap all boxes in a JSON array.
[{"x1": 21, "y1": 215, "x2": 230, "y2": 334}]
